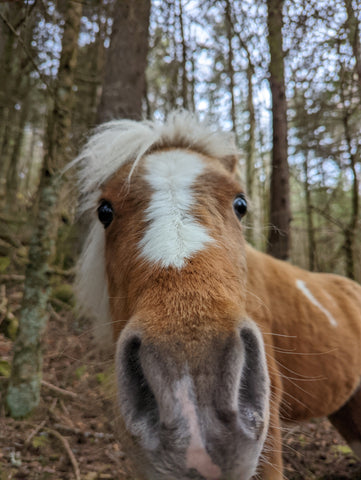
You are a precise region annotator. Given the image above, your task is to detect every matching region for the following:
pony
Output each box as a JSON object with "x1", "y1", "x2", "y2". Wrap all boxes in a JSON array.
[{"x1": 73, "y1": 112, "x2": 361, "y2": 479}]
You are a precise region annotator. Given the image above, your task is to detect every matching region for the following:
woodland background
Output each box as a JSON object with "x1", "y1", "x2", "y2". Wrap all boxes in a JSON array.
[{"x1": 0, "y1": 0, "x2": 360, "y2": 479}]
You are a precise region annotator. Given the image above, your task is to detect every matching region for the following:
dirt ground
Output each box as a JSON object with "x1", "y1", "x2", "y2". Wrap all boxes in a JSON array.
[{"x1": 1, "y1": 306, "x2": 361, "y2": 480}]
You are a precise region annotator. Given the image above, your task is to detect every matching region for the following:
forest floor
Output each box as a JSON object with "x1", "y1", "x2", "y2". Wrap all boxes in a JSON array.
[{"x1": 0, "y1": 279, "x2": 361, "y2": 480}]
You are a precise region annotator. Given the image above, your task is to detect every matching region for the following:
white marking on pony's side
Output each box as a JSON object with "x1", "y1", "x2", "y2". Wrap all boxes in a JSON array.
[
  {"x1": 139, "y1": 150, "x2": 214, "y2": 269},
  {"x1": 296, "y1": 279, "x2": 338, "y2": 327},
  {"x1": 175, "y1": 376, "x2": 222, "y2": 480}
]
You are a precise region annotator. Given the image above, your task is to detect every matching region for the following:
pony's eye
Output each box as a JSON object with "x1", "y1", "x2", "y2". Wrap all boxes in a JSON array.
[
  {"x1": 233, "y1": 194, "x2": 247, "y2": 220},
  {"x1": 97, "y1": 200, "x2": 114, "y2": 228}
]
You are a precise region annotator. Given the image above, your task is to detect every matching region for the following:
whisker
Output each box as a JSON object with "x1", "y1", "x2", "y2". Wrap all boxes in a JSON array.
[
  {"x1": 262, "y1": 332, "x2": 297, "y2": 339},
  {"x1": 272, "y1": 356, "x2": 325, "y2": 381}
]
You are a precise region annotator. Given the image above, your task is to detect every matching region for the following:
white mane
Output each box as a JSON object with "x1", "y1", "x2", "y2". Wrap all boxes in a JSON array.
[{"x1": 72, "y1": 111, "x2": 237, "y2": 343}]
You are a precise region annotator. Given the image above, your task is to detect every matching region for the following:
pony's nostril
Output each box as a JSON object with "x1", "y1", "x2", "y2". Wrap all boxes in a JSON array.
[
  {"x1": 118, "y1": 335, "x2": 159, "y2": 434},
  {"x1": 238, "y1": 325, "x2": 270, "y2": 440}
]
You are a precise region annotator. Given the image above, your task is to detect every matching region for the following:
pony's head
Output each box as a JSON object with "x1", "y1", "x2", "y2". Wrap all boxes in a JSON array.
[{"x1": 74, "y1": 112, "x2": 270, "y2": 480}]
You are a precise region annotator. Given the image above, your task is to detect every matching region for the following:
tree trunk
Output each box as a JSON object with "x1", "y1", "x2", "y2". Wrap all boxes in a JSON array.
[
  {"x1": 5, "y1": 91, "x2": 30, "y2": 207},
  {"x1": 178, "y1": 0, "x2": 188, "y2": 110},
  {"x1": 303, "y1": 153, "x2": 316, "y2": 271},
  {"x1": 224, "y1": 0, "x2": 238, "y2": 142},
  {"x1": 6, "y1": 0, "x2": 82, "y2": 418},
  {"x1": 0, "y1": 26, "x2": 17, "y2": 203},
  {"x1": 88, "y1": 12, "x2": 107, "y2": 125},
  {"x1": 245, "y1": 59, "x2": 256, "y2": 245},
  {"x1": 344, "y1": 0, "x2": 361, "y2": 98},
  {"x1": 24, "y1": 128, "x2": 37, "y2": 195},
  {"x1": 97, "y1": 0, "x2": 151, "y2": 123},
  {"x1": 342, "y1": 110, "x2": 359, "y2": 280},
  {"x1": 0, "y1": 2, "x2": 24, "y2": 151},
  {"x1": 190, "y1": 54, "x2": 196, "y2": 112},
  {"x1": 266, "y1": 0, "x2": 291, "y2": 260},
  {"x1": 0, "y1": 3, "x2": 37, "y2": 204},
  {"x1": 233, "y1": 25, "x2": 257, "y2": 244}
]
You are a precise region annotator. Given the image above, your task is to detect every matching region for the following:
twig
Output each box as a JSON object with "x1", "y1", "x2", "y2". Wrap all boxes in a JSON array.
[
  {"x1": 54, "y1": 423, "x2": 115, "y2": 441},
  {"x1": 48, "y1": 266, "x2": 75, "y2": 277},
  {"x1": 310, "y1": 205, "x2": 344, "y2": 230},
  {"x1": 50, "y1": 297, "x2": 73, "y2": 311},
  {"x1": 47, "y1": 303, "x2": 63, "y2": 322},
  {"x1": 24, "y1": 398, "x2": 57, "y2": 448},
  {"x1": 53, "y1": 423, "x2": 115, "y2": 441},
  {"x1": 24, "y1": 419, "x2": 47, "y2": 448},
  {"x1": 0, "y1": 233, "x2": 22, "y2": 248},
  {"x1": 45, "y1": 427, "x2": 81, "y2": 480},
  {"x1": 0, "y1": 213, "x2": 25, "y2": 224},
  {"x1": 0, "y1": 274, "x2": 25, "y2": 282},
  {"x1": 41, "y1": 380, "x2": 78, "y2": 400},
  {"x1": 285, "y1": 450, "x2": 312, "y2": 478},
  {"x1": 59, "y1": 399, "x2": 75, "y2": 428},
  {"x1": 104, "y1": 450, "x2": 127, "y2": 471}
]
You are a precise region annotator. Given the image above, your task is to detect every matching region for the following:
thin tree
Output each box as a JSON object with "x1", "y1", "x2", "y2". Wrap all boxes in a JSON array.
[
  {"x1": 233, "y1": 24, "x2": 257, "y2": 244},
  {"x1": 303, "y1": 151, "x2": 316, "y2": 271},
  {"x1": 224, "y1": 0, "x2": 238, "y2": 142},
  {"x1": 266, "y1": 0, "x2": 291, "y2": 260},
  {"x1": 97, "y1": 0, "x2": 151, "y2": 123},
  {"x1": 340, "y1": 84, "x2": 359, "y2": 280},
  {"x1": 178, "y1": 0, "x2": 188, "y2": 110},
  {"x1": 6, "y1": 77, "x2": 31, "y2": 206},
  {"x1": 0, "y1": 3, "x2": 26, "y2": 200},
  {"x1": 344, "y1": 0, "x2": 361, "y2": 99},
  {"x1": 6, "y1": 0, "x2": 82, "y2": 418}
]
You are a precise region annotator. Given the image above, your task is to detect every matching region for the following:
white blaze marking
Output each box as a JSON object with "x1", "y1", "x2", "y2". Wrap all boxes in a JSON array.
[
  {"x1": 139, "y1": 150, "x2": 214, "y2": 269},
  {"x1": 175, "y1": 376, "x2": 221, "y2": 480},
  {"x1": 296, "y1": 279, "x2": 338, "y2": 327}
]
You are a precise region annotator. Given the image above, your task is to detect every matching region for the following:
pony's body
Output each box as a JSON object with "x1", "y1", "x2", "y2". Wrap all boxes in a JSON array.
[
  {"x1": 247, "y1": 246, "x2": 361, "y2": 421},
  {"x1": 246, "y1": 245, "x2": 361, "y2": 470},
  {"x1": 75, "y1": 112, "x2": 361, "y2": 479}
]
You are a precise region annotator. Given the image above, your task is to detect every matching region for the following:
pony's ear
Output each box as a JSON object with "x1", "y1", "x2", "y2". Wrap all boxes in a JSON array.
[{"x1": 220, "y1": 154, "x2": 238, "y2": 173}]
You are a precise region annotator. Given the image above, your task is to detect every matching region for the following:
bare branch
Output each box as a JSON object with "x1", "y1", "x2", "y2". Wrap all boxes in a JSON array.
[{"x1": 0, "y1": 10, "x2": 55, "y2": 97}]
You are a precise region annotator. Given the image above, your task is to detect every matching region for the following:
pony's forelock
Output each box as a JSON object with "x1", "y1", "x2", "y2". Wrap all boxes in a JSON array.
[
  {"x1": 74, "y1": 222, "x2": 113, "y2": 346},
  {"x1": 73, "y1": 111, "x2": 238, "y2": 342}
]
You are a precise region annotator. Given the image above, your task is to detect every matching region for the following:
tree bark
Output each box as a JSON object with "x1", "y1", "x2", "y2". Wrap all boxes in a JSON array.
[
  {"x1": 243, "y1": 51, "x2": 257, "y2": 245},
  {"x1": 266, "y1": 0, "x2": 291, "y2": 260},
  {"x1": 342, "y1": 109, "x2": 359, "y2": 280},
  {"x1": 6, "y1": 90, "x2": 30, "y2": 207},
  {"x1": 344, "y1": 0, "x2": 361, "y2": 99},
  {"x1": 224, "y1": 0, "x2": 238, "y2": 142},
  {"x1": 303, "y1": 152, "x2": 316, "y2": 271},
  {"x1": 190, "y1": 53, "x2": 196, "y2": 112},
  {"x1": 24, "y1": 128, "x2": 37, "y2": 195},
  {"x1": 0, "y1": 3, "x2": 24, "y2": 151},
  {"x1": 97, "y1": 0, "x2": 151, "y2": 123},
  {"x1": 0, "y1": 3, "x2": 38, "y2": 204},
  {"x1": 232, "y1": 23, "x2": 256, "y2": 244},
  {"x1": 178, "y1": 0, "x2": 188, "y2": 110},
  {"x1": 0, "y1": 28, "x2": 17, "y2": 200},
  {"x1": 6, "y1": 0, "x2": 82, "y2": 418}
]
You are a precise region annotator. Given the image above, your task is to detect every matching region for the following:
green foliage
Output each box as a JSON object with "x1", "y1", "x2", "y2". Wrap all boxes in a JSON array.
[
  {"x1": 75, "y1": 365, "x2": 87, "y2": 379},
  {"x1": 31, "y1": 434, "x2": 49, "y2": 450},
  {"x1": 51, "y1": 284, "x2": 74, "y2": 307},
  {"x1": 96, "y1": 372, "x2": 107, "y2": 384},
  {"x1": 332, "y1": 445, "x2": 354, "y2": 456},
  {"x1": 0, "y1": 256, "x2": 10, "y2": 273},
  {"x1": 0, "y1": 315, "x2": 19, "y2": 341},
  {"x1": 0, "y1": 360, "x2": 11, "y2": 378}
]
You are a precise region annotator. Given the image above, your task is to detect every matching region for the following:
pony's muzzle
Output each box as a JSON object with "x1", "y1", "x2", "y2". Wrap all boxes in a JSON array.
[{"x1": 115, "y1": 320, "x2": 270, "y2": 477}]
